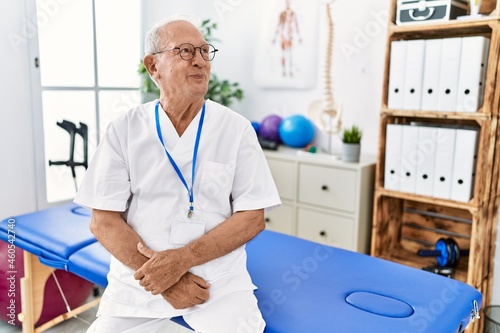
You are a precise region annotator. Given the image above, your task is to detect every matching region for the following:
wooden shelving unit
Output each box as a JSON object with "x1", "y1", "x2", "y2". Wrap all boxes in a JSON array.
[{"x1": 371, "y1": 1, "x2": 500, "y2": 332}]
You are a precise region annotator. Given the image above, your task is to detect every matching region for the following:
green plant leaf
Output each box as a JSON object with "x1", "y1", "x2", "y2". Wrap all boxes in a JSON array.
[{"x1": 342, "y1": 125, "x2": 363, "y2": 144}]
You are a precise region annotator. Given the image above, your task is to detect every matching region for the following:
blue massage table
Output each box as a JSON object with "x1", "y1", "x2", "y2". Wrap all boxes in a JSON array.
[{"x1": 0, "y1": 203, "x2": 482, "y2": 332}]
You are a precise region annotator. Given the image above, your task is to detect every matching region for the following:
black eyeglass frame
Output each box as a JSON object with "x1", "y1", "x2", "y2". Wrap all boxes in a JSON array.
[{"x1": 152, "y1": 43, "x2": 218, "y2": 61}]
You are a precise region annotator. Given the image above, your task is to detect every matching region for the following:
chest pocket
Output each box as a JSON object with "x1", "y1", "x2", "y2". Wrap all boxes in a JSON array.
[{"x1": 197, "y1": 161, "x2": 235, "y2": 216}]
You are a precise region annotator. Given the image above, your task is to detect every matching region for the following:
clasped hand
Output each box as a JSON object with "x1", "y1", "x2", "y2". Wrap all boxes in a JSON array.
[
  {"x1": 133, "y1": 242, "x2": 190, "y2": 295},
  {"x1": 133, "y1": 243, "x2": 210, "y2": 309}
]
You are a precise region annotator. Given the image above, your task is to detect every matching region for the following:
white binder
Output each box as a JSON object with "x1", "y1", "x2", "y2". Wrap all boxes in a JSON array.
[
  {"x1": 403, "y1": 39, "x2": 426, "y2": 110},
  {"x1": 399, "y1": 125, "x2": 419, "y2": 194},
  {"x1": 432, "y1": 128, "x2": 457, "y2": 199},
  {"x1": 415, "y1": 126, "x2": 437, "y2": 197},
  {"x1": 388, "y1": 41, "x2": 407, "y2": 110},
  {"x1": 450, "y1": 128, "x2": 479, "y2": 202},
  {"x1": 384, "y1": 124, "x2": 403, "y2": 191},
  {"x1": 478, "y1": 38, "x2": 489, "y2": 110},
  {"x1": 421, "y1": 39, "x2": 443, "y2": 111},
  {"x1": 456, "y1": 36, "x2": 490, "y2": 112},
  {"x1": 437, "y1": 38, "x2": 463, "y2": 112}
]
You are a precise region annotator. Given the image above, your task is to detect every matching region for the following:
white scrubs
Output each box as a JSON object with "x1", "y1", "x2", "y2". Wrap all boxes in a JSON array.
[{"x1": 74, "y1": 99, "x2": 281, "y2": 330}]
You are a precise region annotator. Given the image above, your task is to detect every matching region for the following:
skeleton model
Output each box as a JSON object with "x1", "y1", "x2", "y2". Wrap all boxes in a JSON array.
[{"x1": 308, "y1": 1, "x2": 342, "y2": 152}]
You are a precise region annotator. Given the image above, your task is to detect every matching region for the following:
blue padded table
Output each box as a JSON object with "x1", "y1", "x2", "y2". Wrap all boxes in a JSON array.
[
  {"x1": 1, "y1": 204, "x2": 482, "y2": 333},
  {"x1": 0, "y1": 203, "x2": 96, "y2": 269},
  {"x1": 68, "y1": 241, "x2": 110, "y2": 288},
  {"x1": 0, "y1": 203, "x2": 102, "y2": 332},
  {"x1": 246, "y1": 231, "x2": 481, "y2": 333}
]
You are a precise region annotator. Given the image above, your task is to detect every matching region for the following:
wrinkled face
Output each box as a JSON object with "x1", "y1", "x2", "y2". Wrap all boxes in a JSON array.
[{"x1": 153, "y1": 21, "x2": 211, "y2": 100}]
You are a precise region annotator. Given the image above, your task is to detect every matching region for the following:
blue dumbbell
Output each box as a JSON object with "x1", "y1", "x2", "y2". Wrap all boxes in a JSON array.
[{"x1": 417, "y1": 238, "x2": 469, "y2": 268}]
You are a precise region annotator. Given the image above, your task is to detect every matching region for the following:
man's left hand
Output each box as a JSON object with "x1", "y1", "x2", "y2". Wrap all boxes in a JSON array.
[{"x1": 134, "y1": 242, "x2": 191, "y2": 295}]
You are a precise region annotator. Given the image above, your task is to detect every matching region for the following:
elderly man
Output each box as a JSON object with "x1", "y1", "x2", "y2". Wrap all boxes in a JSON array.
[{"x1": 75, "y1": 16, "x2": 280, "y2": 333}]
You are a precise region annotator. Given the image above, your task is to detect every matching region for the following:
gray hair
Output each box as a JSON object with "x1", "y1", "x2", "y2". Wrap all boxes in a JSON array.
[{"x1": 144, "y1": 15, "x2": 202, "y2": 55}]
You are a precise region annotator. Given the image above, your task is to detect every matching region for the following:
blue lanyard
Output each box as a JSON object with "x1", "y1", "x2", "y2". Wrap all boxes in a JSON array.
[{"x1": 155, "y1": 101, "x2": 205, "y2": 218}]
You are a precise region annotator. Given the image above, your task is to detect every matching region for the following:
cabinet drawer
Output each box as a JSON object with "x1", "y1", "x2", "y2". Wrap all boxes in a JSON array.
[
  {"x1": 297, "y1": 208, "x2": 354, "y2": 250},
  {"x1": 267, "y1": 158, "x2": 295, "y2": 200},
  {"x1": 299, "y1": 164, "x2": 356, "y2": 212},
  {"x1": 264, "y1": 203, "x2": 294, "y2": 235}
]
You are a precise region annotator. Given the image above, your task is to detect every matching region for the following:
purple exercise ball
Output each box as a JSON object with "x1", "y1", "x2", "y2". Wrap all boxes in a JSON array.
[{"x1": 259, "y1": 115, "x2": 283, "y2": 143}]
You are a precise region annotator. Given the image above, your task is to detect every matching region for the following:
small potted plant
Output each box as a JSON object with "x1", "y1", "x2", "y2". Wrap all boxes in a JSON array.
[{"x1": 341, "y1": 124, "x2": 362, "y2": 162}]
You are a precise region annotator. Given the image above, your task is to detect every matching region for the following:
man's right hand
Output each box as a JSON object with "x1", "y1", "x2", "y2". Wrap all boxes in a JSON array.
[{"x1": 161, "y1": 272, "x2": 210, "y2": 309}]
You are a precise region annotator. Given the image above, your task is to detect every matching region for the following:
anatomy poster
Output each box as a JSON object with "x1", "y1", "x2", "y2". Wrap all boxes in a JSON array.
[{"x1": 254, "y1": 0, "x2": 319, "y2": 89}]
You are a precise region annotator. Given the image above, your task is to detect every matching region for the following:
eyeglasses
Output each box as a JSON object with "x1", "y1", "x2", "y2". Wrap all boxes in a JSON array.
[{"x1": 153, "y1": 43, "x2": 218, "y2": 61}]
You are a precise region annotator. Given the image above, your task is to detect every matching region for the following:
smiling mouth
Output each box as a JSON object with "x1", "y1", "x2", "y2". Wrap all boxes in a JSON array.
[{"x1": 190, "y1": 74, "x2": 205, "y2": 79}]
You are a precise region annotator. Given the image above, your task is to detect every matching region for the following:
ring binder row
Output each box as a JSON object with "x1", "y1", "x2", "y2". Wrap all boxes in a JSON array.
[
  {"x1": 384, "y1": 123, "x2": 479, "y2": 202},
  {"x1": 387, "y1": 36, "x2": 490, "y2": 112}
]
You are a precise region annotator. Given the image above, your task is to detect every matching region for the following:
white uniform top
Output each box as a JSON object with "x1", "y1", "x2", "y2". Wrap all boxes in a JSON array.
[{"x1": 74, "y1": 99, "x2": 281, "y2": 318}]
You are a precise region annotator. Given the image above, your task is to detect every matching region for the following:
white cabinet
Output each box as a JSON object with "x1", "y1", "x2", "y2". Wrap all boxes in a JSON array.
[
  {"x1": 299, "y1": 164, "x2": 357, "y2": 213},
  {"x1": 264, "y1": 203, "x2": 294, "y2": 235},
  {"x1": 297, "y1": 208, "x2": 354, "y2": 250},
  {"x1": 264, "y1": 147, "x2": 375, "y2": 253},
  {"x1": 266, "y1": 159, "x2": 295, "y2": 201}
]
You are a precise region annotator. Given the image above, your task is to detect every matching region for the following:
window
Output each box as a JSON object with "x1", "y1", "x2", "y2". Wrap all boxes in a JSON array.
[{"x1": 34, "y1": 0, "x2": 141, "y2": 203}]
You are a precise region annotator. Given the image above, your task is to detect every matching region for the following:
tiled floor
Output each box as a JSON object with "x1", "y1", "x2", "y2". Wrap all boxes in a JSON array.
[{"x1": 0, "y1": 297, "x2": 191, "y2": 333}]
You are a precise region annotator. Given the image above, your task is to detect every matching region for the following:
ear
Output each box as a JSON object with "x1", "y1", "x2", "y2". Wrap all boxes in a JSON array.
[{"x1": 143, "y1": 54, "x2": 157, "y2": 79}]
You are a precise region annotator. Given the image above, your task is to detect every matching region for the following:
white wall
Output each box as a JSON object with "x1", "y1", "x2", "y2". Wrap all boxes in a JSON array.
[
  {"x1": 0, "y1": 2, "x2": 38, "y2": 218},
  {"x1": 207, "y1": 0, "x2": 388, "y2": 157},
  {"x1": 142, "y1": 0, "x2": 387, "y2": 157}
]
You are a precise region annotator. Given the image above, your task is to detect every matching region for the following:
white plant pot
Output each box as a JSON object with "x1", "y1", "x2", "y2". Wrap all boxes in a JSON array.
[{"x1": 342, "y1": 143, "x2": 360, "y2": 163}]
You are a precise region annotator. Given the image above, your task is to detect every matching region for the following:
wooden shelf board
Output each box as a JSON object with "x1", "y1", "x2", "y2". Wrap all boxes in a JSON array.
[
  {"x1": 380, "y1": 108, "x2": 491, "y2": 121},
  {"x1": 388, "y1": 18, "x2": 498, "y2": 38},
  {"x1": 375, "y1": 187, "x2": 478, "y2": 212}
]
